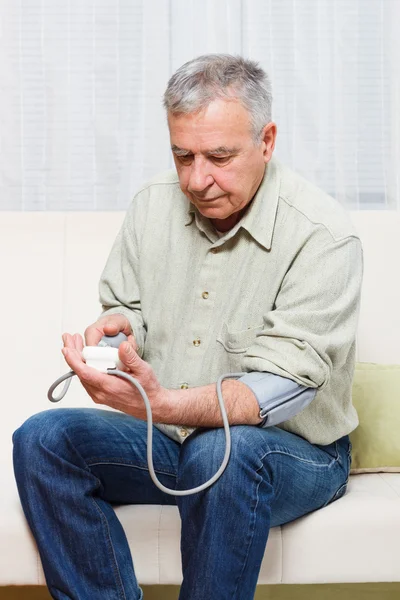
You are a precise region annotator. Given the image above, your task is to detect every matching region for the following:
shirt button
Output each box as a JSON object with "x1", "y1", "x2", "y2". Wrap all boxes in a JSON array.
[
  {"x1": 211, "y1": 248, "x2": 218, "y2": 254},
  {"x1": 193, "y1": 338, "x2": 201, "y2": 347},
  {"x1": 202, "y1": 291, "x2": 209, "y2": 299},
  {"x1": 180, "y1": 428, "x2": 188, "y2": 437},
  {"x1": 180, "y1": 382, "x2": 189, "y2": 389}
]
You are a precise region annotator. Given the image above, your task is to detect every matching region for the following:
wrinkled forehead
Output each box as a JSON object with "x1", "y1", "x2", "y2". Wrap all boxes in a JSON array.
[{"x1": 167, "y1": 98, "x2": 254, "y2": 152}]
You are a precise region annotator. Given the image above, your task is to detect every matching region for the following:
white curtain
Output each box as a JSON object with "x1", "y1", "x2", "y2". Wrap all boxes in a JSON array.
[{"x1": 0, "y1": 0, "x2": 398, "y2": 210}]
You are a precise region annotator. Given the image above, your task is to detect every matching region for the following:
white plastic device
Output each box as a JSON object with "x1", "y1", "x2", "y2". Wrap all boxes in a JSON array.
[{"x1": 81, "y1": 346, "x2": 124, "y2": 372}]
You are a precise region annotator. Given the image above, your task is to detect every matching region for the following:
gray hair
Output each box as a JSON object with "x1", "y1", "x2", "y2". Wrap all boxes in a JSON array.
[{"x1": 163, "y1": 54, "x2": 272, "y2": 142}]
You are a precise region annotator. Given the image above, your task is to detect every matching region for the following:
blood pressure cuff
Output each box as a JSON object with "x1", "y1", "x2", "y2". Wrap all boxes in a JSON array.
[{"x1": 238, "y1": 371, "x2": 317, "y2": 427}]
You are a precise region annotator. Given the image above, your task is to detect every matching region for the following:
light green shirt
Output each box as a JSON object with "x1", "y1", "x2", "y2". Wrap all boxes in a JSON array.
[{"x1": 98, "y1": 157, "x2": 363, "y2": 446}]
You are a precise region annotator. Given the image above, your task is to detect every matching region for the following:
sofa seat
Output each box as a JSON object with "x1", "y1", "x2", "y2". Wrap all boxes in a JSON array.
[{"x1": 2, "y1": 472, "x2": 399, "y2": 587}]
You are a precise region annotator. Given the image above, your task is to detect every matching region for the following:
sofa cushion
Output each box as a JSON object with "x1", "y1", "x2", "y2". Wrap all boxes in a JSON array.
[
  {"x1": 281, "y1": 473, "x2": 400, "y2": 584},
  {"x1": 4, "y1": 473, "x2": 400, "y2": 586},
  {"x1": 350, "y1": 363, "x2": 400, "y2": 473}
]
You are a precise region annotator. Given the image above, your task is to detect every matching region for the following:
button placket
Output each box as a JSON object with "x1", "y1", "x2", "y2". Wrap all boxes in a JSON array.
[{"x1": 184, "y1": 244, "x2": 223, "y2": 381}]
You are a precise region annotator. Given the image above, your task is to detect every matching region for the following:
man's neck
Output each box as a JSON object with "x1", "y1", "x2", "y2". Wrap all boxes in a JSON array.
[{"x1": 211, "y1": 200, "x2": 253, "y2": 233}]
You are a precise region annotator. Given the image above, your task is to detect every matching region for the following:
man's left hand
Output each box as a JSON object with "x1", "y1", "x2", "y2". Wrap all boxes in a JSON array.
[{"x1": 61, "y1": 333, "x2": 169, "y2": 420}]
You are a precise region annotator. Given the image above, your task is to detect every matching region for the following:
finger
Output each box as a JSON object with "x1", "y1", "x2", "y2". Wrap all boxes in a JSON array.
[
  {"x1": 62, "y1": 346, "x2": 96, "y2": 383},
  {"x1": 84, "y1": 315, "x2": 131, "y2": 347},
  {"x1": 103, "y1": 321, "x2": 120, "y2": 334},
  {"x1": 127, "y1": 334, "x2": 139, "y2": 351},
  {"x1": 62, "y1": 332, "x2": 76, "y2": 349},
  {"x1": 73, "y1": 333, "x2": 84, "y2": 352},
  {"x1": 84, "y1": 324, "x2": 106, "y2": 347},
  {"x1": 118, "y1": 341, "x2": 145, "y2": 372},
  {"x1": 61, "y1": 345, "x2": 82, "y2": 369},
  {"x1": 62, "y1": 333, "x2": 84, "y2": 352},
  {"x1": 103, "y1": 317, "x2": 132, "y2": 338}
]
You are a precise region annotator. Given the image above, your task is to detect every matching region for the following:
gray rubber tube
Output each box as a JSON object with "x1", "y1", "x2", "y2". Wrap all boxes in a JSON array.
[{"x1": 48, "y1": 369, "x2": 246, "y2": 496}]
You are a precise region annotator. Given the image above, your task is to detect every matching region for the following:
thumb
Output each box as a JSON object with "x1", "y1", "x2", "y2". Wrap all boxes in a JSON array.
[{"x1": 118, "y1": 341, "x2": 142, "y2": 369}]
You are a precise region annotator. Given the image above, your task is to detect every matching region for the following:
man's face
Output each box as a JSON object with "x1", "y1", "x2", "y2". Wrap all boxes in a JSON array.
[{"x1": 168, "y1": 97, "x2": 276, "y2": 232}]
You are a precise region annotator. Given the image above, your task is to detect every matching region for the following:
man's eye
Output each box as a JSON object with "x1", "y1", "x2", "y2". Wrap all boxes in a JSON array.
[
  {"x1": 178, "y1": 155, "x2": 193, "y2": 164},
  {"x1": 211, "y1": 156, "x2": 230, "y2": 164}
]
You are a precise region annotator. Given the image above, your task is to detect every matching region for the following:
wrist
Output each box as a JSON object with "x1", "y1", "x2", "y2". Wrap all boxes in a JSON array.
[{"x1": 153, "y1": 387, "x2": 176, "y2": 423}]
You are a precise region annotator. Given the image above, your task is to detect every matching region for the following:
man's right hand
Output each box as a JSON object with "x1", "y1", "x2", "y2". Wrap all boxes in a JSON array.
[{"x1": 84, "y1": 314, "x2": 138, "y2": 351}]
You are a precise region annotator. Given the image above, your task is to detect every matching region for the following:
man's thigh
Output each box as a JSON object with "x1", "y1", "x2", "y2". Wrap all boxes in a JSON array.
[
  {"x1": 262, "y1": 426, "x2": 351, "y2": 527},
  {"x1": 33, "y1": 407, "x2": 180, "y2": 506},
  {"x1": 177, "y1": 424, "x2": 351, "y2": 526}
]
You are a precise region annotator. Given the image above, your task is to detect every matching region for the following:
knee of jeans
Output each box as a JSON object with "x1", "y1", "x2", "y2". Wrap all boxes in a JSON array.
[
  {"x1": 12, "y1": 408, "x2": 79, "y2": 459},
  {"x1": 178, "y1": 425, "x2": 259, "y2": 484}
]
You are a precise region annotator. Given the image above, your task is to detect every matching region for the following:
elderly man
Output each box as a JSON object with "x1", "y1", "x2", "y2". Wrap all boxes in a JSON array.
[{"x1": 13, "y1": 54, "x2": 362, "y2": 600}]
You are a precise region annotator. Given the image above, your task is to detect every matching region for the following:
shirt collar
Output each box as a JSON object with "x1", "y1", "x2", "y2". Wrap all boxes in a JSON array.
[{"x1": 185, "y1": 156, "x2": 281, "y2": 250}]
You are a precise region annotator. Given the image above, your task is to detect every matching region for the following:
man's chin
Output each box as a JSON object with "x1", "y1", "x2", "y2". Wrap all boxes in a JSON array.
[
  {"x1": 197, "y1": 205, "x2": 227, "y2": 219},
  {"x1": 197, "y1": 207, "x2": 239, "y2": 232},
  {"x1": 199, "y1": 203, "x2": 249, "y2": 232}
]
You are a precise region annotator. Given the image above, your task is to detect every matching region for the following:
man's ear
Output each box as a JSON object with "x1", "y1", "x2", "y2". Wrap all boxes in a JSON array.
[{"x1": 261, "y1": 122, "x2": 277, "y2": 164}]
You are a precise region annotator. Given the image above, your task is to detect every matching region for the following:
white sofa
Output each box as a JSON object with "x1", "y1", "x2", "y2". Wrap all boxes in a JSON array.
[{"x1": 1, "y1": 210, "x2": 400, "y2": 589}]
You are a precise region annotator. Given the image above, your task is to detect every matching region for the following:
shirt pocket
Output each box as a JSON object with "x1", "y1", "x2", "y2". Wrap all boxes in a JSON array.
[{"x1": 217, "y1": 322, "x2": 263, "y2": 371}]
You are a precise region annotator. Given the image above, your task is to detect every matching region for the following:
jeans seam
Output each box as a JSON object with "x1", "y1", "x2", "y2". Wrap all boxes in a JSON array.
[
  {"x1": 157, "y1": 506, "x2": 163, "y2": 584},
  {"x1": 231, "y1": 449, "x2": 270, "y2": 600},
  {"x1": 259, "y1": 449, "x2": 338, "y2": 469},
  {"x1": 90, "y1": 496, "x2": 128, "y2": 600},
  {"x1": 36, "y1": 549, "x2": 41, "y2": 585},
  {"x1": 86, "y1": 459, "x2": 177, "y2": 478}
]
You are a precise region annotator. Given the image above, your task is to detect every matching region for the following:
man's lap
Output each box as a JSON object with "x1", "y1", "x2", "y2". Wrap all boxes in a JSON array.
[{"x1": 14, "y1": 407, "x2": 351, "y2": 522}]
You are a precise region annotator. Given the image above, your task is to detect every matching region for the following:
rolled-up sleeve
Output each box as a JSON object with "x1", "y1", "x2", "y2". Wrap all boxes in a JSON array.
[
  {"x1": 242, "y1": 233, "x2": 363, "y2": 389},
  {"x1": 98, "y1": 200, "x2": 147, "y2": 357}
]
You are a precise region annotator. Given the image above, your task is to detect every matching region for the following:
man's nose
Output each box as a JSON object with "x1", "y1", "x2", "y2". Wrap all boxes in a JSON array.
[{"x1": 188, "y1": 158, "x2": 214, "y2": 193}]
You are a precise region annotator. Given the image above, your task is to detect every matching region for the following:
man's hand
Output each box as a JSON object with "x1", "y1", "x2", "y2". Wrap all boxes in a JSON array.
[
  {"x1": 84, "y1": 314, "x2": 138, "y2": 351},
  {"x1": 61, "y1": 332, "x2": 169, "y2": 421}
]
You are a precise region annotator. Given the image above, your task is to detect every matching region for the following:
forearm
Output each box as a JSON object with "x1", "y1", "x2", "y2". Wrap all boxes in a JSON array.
[{"x1": 160, "y1": 380, "x2": 264, "y2": 427}]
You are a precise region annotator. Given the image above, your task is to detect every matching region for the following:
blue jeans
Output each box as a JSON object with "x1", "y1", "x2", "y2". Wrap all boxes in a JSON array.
[{"x1": 12, "y1": 408, "x2": 351, "y2": 600}]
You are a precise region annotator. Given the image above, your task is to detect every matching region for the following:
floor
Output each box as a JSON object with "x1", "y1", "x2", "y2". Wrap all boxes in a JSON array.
[{"x1": 2, "y1": 583, "x2": 400, "y2": 599}]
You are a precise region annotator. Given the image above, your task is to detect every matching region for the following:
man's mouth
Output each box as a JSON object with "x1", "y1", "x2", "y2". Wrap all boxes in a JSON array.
[{"x1": 192, "y1": 194, "x2": 222, "y2": 202}]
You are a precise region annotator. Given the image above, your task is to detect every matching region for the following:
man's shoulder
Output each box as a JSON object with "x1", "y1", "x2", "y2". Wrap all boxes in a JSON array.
[
  {"x1": 276, "y1": 160, "x2": 359, "y2": 242},
  {"x1": 126, "y1": 169, "x2": 188, "y2": 226},
  {"x1": 135, "y1": 169, "x2": 180, "y2": 196}
]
